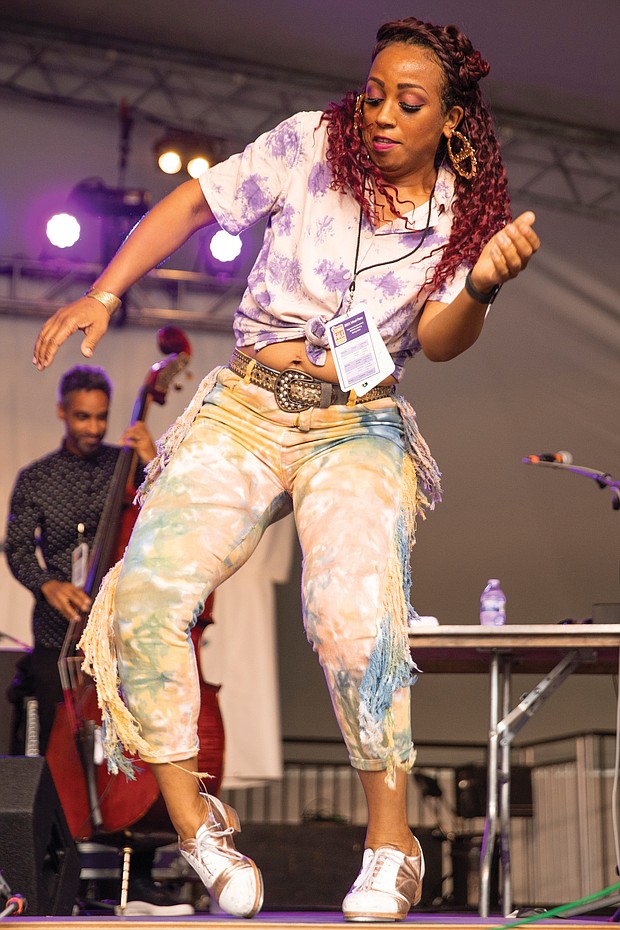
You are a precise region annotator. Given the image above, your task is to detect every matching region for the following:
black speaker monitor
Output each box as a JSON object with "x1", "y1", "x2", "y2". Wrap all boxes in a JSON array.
[
  {"x1": 0, "y1": 756, "x2": 80, "y2": 915},
  {"x1": 234, "y1": 822, "x2": 443, "y2": 910}
]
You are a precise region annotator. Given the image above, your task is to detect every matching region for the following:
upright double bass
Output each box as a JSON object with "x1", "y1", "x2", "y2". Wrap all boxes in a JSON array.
[{"x1": 46, "y1": 326, "x2": 224, "y2": 841}]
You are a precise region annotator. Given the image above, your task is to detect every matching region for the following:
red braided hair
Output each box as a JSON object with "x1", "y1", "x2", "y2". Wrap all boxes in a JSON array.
[{"x1": 321, "y1": 17, "x2": 511, "y2": 295}]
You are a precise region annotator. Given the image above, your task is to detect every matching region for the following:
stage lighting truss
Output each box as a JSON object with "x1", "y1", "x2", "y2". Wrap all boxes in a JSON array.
[
  {"x1": 153, "y1": 132, "x2": 227, "y2": 178},
  {"x1": 1, "y1": 25, "x2": 619, "y2": 222}
]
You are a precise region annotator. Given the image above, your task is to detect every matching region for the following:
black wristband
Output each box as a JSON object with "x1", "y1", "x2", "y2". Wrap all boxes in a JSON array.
[{"x1": 465, "y1": 270, "x2": 502, "y2": 305}]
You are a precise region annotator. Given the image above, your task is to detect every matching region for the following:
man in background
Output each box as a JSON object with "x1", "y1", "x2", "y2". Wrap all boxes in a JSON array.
[
  {"x1": 5, "y1": 365, "x2": 155, "y2": 751},
  {"x1": 5, "y1": 365, "x2": 192, "y2": 917}
]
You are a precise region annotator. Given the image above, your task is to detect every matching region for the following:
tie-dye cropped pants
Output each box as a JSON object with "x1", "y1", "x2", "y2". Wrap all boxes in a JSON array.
[{"x1": 108, "y1": 365, "x2": 435, "y2": 777}]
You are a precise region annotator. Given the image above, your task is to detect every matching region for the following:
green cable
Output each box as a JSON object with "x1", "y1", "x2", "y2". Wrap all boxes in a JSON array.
[{"x1": 489, "y1": 881, "x2": 620, "y2": 929}]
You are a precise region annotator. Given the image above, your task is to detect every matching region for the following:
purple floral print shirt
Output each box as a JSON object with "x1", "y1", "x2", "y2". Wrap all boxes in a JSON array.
[{"x1": 199, "y1": 111, "x2": 469, "y2": 381}]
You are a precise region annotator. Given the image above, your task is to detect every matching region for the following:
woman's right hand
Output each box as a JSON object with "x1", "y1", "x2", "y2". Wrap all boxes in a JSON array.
[{"x1": 33, "y1": 296, "x2": 111, "y2": 370}]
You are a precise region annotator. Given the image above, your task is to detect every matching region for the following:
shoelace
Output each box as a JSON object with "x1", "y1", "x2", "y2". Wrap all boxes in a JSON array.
[
  {"x1": 193, "y1": 817, "x2": 245, "y2": 866},
  {"x1": 355, "y1": 848, "x2": 405, "y2": 892}
]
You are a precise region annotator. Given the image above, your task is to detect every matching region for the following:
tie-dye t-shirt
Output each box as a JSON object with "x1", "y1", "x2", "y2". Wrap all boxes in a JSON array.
[{"x1": 199, "y1": 110, "x2": 469, "y2": 381}]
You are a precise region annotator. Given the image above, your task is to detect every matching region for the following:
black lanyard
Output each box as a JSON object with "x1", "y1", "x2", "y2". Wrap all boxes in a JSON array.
[{"x1": 344, "y1": 178, "x2": 437, "y2": 310}]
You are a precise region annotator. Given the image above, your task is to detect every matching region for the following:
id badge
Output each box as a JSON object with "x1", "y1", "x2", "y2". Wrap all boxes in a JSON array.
[
  {"x1": 71, "y1": 542, "x2": 89, "y2": 588},
  {"x1": 325, "y1": 306, "x2": 395, "y2": 395}
]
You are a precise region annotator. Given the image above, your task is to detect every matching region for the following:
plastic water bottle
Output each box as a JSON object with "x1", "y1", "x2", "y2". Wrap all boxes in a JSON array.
[{"x1": 480, "y1": 579, "x2": 506, "y2": 626}]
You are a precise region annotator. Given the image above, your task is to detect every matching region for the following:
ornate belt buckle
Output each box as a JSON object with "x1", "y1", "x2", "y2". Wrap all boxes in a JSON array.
[{"x1": 274, "y1": 369, "x2": 318, "y2": 412}]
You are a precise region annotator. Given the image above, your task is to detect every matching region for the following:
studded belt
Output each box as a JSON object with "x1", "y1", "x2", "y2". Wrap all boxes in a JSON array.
[{"x1": 228, "y1": 348, "x2": 395, "y2": 413}]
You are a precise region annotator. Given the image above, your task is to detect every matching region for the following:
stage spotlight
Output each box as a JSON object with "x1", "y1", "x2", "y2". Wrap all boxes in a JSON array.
[
  {"x1": 154, "y1": 132, "x2": 224, "y2": 177},
  {"x1": 210, "y1": 229, "x2": 242, "y2": 262},
  {"x1": 69, "y1": 178, "x2": 151, "y2": 218},
  {"x1": 157, "y1": 149, "x2": 183, "y2": 175},
  {"x1": 154, "y1": 135, "x2": 185, "y2": 176},
  {"x1": 46, "y1": 213, "x2": 81, "y2": 249},
  {"x1": 187, "y1": 155, "x2": 210, "y2": 179},
  {"x1": 68, "y1": 178, "x2": 152, "y2": 263},
  {"x1": 199, "y1": 226, "x2": 244, "y2": 278}
]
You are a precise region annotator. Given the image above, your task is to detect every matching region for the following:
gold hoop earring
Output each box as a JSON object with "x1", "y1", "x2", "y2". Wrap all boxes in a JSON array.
[
  {"x1": 354, "y1": 94, "x2": 364, "y2": 134},
  {"x1": 447, "y1": 129, "x2": 477, "y2": 179}
]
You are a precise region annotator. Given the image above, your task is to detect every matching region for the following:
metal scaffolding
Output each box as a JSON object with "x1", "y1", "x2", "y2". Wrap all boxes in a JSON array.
[
  {"x1": 1, "y1": 18, "x2": 619, "y2": 224},
  {"x1": 0, "y1": 255, "x2": 244, "y2": 331},
  {"x1": 0, "y1": 19, "x2": 340, "y2": 148}
]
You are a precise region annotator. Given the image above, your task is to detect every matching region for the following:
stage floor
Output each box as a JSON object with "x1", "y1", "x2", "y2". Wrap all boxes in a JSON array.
[{"x1": 0, "y1": 912, "x2": 616, "y2": 929}]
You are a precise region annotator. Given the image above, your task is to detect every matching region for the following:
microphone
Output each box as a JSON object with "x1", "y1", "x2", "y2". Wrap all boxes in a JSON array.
[
  {"x1": 523, "y1": 450, "x2": 573, "y2": 464},
  {"x1": 0, "y1": 894, "x2": 28, "y2": 918}
]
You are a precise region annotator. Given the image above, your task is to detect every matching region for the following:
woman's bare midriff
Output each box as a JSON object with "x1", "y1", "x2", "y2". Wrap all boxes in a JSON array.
[{"x1": 238, "y1": 340, "x2": 397, "y2": 387}]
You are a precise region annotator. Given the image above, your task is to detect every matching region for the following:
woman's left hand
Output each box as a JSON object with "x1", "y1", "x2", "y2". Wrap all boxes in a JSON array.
[{"x1": 470, "y1": 211, "x2": 540, "y2": 294}]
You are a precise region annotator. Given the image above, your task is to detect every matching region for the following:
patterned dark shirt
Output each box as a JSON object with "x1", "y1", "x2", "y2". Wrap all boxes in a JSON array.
[{"x1": 5, "y1": 442, "x2": 122, "y2": 649}]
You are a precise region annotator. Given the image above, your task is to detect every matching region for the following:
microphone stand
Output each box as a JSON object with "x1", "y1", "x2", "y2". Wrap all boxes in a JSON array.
[
  {"x1": 522, "y1": 458, "x2": 620, "y2": 510},
  {"x1": 0, "y1": 872, "x2": 27, "y2": 920},
  {"x1": 0, "y1": 895, "x2": 27, "y2": 919},
  {"x1": 0, "y1": 874, "x2": 10, "y2": 901}
]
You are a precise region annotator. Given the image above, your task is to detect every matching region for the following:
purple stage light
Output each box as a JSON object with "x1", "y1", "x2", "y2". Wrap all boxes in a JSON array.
[
  {"x1": 209, "y1": 229, "x2": 242, "y2": 263},
  {"x1": 197, "y1": 227, "x2": 243, "y2": 279},
  {"x1": 46, "y1": 212, "x2": 81, "y2": 248}
]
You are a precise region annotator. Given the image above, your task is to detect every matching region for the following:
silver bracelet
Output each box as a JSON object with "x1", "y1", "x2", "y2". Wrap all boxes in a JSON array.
[
  {"x1": 465, "y1": 270, "x2": 501, "y2": 305},
  {"x1": 84, "y1": 287, "x2": 122, "y2": 316}
]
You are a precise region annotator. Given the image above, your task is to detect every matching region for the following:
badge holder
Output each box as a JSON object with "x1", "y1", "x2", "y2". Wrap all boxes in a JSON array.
[{"x1": 325, "y1": 306, "x2": 394, "y2": 396}]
